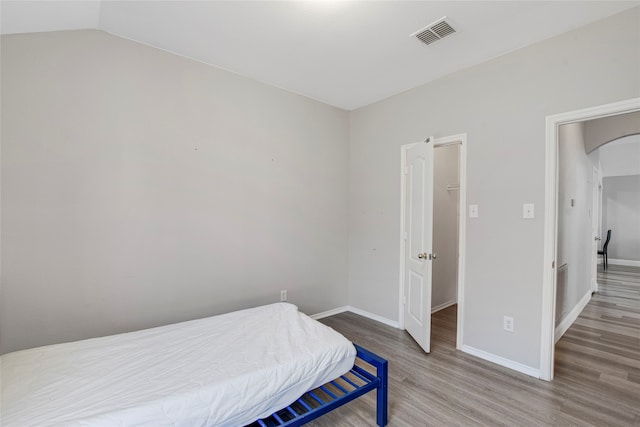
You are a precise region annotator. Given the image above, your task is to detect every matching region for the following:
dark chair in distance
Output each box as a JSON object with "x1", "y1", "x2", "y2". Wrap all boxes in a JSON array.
[{"x1": 598, "y1": 229, "x2": 612, "y2": 271}]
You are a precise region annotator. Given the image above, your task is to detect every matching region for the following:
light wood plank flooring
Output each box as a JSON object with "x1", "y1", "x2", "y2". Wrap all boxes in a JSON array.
[{"x1": 315, "y1": 264, "x2": 640, "y2": 426}]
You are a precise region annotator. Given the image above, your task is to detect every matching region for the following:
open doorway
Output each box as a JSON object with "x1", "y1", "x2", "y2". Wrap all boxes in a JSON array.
[
  {"x1": 430, "y1": 143, "x2": 461, "y2": 350},
  {"x1": 398, "y1": 133, "x2": 467, "y2": 353},
  {"x1": 598, "y1": 136, "x2": 640, "y2": 268},
  {"x1": 541, "y1": 97, "x2": 640, "y2": 381},
  {"x1": 554, "y1": 123, "x2": 602, "y2": 341}
]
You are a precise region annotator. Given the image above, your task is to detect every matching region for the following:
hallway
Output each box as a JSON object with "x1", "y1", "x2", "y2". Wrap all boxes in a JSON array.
[{"x1": 554, "y1": 264, "x2": 640, "y2": 422}]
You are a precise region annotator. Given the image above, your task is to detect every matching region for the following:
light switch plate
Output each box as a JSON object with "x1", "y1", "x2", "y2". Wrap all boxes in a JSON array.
[
  {"x1": 523, "y1": 203, "x2": 534, "y2": 219},
  {"x1": 469, "y1": 204, "x2": 478, "y2": 218}
]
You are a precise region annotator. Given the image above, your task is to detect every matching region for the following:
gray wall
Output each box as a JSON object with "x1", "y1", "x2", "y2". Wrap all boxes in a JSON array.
[
  {"x1": 432, "y1": 144, "x2": 459, "y2": 310},
  {"x1": 347, "y1": 8, "x2": 639, "y2": 370},
  {"x1": 1, "y1": 30, "x2": 350, "y2": 353},
  {"x1": 556, "y1": 123, "x2": 595, "y2": 326},
  {"x1": 602, "y1": 175, "x2": 640, "y2": 262},
  {"x1": 584, "y1": 111, "x2": 640, "y2": 153},
  {"x1": 599, "y1": 135, "x2": 640, "y2": 178}
]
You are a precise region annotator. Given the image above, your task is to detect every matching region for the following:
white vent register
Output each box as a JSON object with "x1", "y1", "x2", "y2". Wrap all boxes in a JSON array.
[{"x1": 412, "y1": 17, "x2": 456, "y2": 46}]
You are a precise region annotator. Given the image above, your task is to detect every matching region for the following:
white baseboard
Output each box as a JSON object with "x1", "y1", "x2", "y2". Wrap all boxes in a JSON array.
[
  {"x1": 345, "y1": 306, "x2": 400, "y2": 329},
  {"x1": 310, "y1": 305, "x2": 400, "y2": 329},
  {"x1": 608, "y1": 258, "x2": 640, "y2": 268},
  {"x1": 432, "y1": 299, "x2": 457, "y2": 314},
  {"x1": 555, "y1": 290, "x2": 591, "y2": 343},
  {"x1": 459, "y1": 345, "x2": 540, "y2": 379},
  {"x1": 310, "y1": 306, "x2": 349, "y2": 320},
  {"x1": 315, "y1": 305, "x2": 540, "y2": 379}
]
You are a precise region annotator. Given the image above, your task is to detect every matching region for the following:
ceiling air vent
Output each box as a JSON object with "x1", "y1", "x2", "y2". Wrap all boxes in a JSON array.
[{"x1": 412, "y1": 17, "x2": 456, "y2": 46}]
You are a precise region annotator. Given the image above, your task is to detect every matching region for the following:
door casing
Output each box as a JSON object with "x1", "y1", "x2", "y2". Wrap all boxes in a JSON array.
[
  {"x1": 541, "y1": 97, "x2": 640, "y2": 381},
  {"x1": 398, "y1": 133, "x2": 467, "y2": 350},
  {"x1": 591, "y1": 166, "x2": 602, "y2": 294}
]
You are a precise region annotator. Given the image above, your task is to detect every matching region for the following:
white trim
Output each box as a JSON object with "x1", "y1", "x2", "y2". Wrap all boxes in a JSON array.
[
  {"x1": 554, "y1": 291, "x2": 591, "y2": 343},
  {"x1": 591, "y1": 166, "x2": 602, "y2": 294},
  {"x1": 431, "y1": 299, "x2": 457, "y2": 314},
  {"x1": 541, "y1": 112, "x2": 559, "y2": 381},
  {"x1": 460, "y1": 345, "x2": 541, "y2": 379},
  {"x1": 454, "y1": 134, "x2": 467, "y2": 351},
  {"x1": 310, "y1": 305, "x2": 400, "y2": 328},
  {"x1": 398, "y1": 133, "x2": 467, "y2": 352},
  {"x1": 310, "y1": 306, "x2": 349, "y2": 320},
  {"x1": 347, "y1": 306, "x2": 400, "y2": 328},
  {"x1": 542, "y1": 97, "x2": 640, "y2": 381},
  {"x1": 608, "y1": 259, "x2": 640, "y2": 267}
]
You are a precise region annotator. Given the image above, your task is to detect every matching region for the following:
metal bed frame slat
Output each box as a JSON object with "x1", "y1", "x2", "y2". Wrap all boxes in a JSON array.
[
  {"x1": 250, "y1": 344, "x2": 388, "y2": 427},
  {"x1": 340, "y1": 373, "x2": 360, "y2": 389},
  {"x1": 272, "y1": 412, "x2": 285, "y2": 424},
  {"x1": 329, "y1": 380, "x2": 348, "y2": 394},
  {"x1": 351, "y1": 366, "x2": 373, "y2": 383},
  {"x1": 307, "y1": 391, "x2": 324, "y2": 405},
  {"x1": 319, "y1": 385, "x2": 337, "y2": 399},
  {"x1": 285, "y1": 406, "x2": 298, "y2": 417},
  {"x1": 296, "y1": 398, "x2": 312, "y2": 412}
]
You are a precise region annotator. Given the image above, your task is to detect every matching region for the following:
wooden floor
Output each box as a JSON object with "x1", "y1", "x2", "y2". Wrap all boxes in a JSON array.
[{"x1": 316, "y1": 264, "x2": 640, "y2": 426}]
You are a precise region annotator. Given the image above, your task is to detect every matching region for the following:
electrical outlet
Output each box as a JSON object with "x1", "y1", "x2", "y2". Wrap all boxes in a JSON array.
[
  {"x1": 280, "y1": 290, "x2": 287, "y2": 302},
  {"x1": 503, "y1": 316, "x2": 514, "y2": 332}
]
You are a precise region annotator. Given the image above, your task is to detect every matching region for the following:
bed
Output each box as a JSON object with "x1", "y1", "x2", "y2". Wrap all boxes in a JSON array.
[{"x1": 0, "y1": 303, "x2": 388, "y2": 427}]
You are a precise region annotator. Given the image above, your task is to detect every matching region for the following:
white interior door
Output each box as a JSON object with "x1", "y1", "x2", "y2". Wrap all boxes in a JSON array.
[
  {"x1": 403, "y1": 138, "x2": 434, "y2": 353},
  {"x1": 591, "y1": 167, "x2": 601, "y2": 293}
]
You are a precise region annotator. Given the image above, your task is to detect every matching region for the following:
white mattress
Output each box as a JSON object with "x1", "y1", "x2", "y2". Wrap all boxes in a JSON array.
[{"x1": 1, "y1": 303, "x2": 356, "y2": 427}]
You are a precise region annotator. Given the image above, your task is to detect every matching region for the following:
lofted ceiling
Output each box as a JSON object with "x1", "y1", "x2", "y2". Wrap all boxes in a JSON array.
[{"x1": 2, "y1": 1, "x2": 639, "y2": 110}]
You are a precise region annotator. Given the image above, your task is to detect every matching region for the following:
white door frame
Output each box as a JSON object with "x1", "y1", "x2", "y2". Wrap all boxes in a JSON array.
[
  {"x1": 591, "y1": 166, "x2": 602, "y2": 294},
  {"x1": 541, "y1": 97, "x2": 640, "y2": 381},
  {"x1": 399, "y1": 133, "x2": 467, "y2": 349}
]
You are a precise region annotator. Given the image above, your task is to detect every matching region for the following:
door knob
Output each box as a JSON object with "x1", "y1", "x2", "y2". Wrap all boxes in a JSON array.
[{"x1": 417, "y1": 253, "x2": 428, "y2": 259}]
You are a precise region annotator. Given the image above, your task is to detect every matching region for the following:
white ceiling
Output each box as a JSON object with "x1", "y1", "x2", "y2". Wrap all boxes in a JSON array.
[{"x1": 2, "y1": 1, "x2": 639, "y2": 110}]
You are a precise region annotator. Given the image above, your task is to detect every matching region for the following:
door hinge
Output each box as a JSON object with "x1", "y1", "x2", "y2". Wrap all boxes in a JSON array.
[
  {"x1": 403, "y1": 232, "x2": 408, "y2": 240},
  {"x1": 402, "y1": 295, "x2": 407, "y2": 305},
  {"x1": 552, "y1": 261, "x2": 555, "y2": 268},
  {"x1": 403, "y1": 166, "x2": 409, "y2": 175}
]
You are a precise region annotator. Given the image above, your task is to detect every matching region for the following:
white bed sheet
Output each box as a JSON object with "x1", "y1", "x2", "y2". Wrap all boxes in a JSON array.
[{"x1": 1, "y1": 303, "x2": 356, "y2": 427}]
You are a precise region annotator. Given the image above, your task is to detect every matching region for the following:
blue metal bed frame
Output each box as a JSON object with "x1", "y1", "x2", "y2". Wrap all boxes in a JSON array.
[{"x1": 248, "y1": 344, "x2": 388, "y2": 427}]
